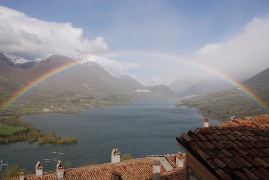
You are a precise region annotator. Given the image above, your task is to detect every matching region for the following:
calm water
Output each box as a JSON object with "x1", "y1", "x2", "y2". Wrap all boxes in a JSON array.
[{"x1": 0, "y1": 99, "x2": 219, "y2": 173}]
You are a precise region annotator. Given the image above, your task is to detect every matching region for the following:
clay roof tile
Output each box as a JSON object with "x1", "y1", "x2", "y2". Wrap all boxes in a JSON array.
[
  {"x1": 196, "y1": 148, "x2": 210, "y2": 161},
  {"x1": 233, "y1": 170, "x2": 249, "y2": 179},
  {"x1": 254, "y1": 157, "x2": 269, "y2": 168},
  {"x1": 211, "y1": 140, "x2": 225, "y2": 149},
  {"x1": 242, "y1": 167, "x2": 259, "y2": 180}
]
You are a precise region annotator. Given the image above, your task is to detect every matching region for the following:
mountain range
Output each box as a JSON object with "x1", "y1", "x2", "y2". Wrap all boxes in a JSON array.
[{"x1": 0, "y1": 53, "x2": 176, "y2": 114}]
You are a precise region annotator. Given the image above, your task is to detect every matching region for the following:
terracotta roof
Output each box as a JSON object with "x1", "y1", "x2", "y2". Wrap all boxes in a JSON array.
[
  {"x1": 177, "y1": 114, "x2": 269, "y2": 179},
  {"x1": 4, "y1": 154, "x2": 186, "y2": 180}
]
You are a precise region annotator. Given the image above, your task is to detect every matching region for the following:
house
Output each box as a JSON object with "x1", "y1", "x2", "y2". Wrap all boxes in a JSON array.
[
  {"x1": 177, "y1": 114, "x2": 269, "y2": 179},
  {"x1": 4, "y1": 149, "x2": 186, "y2": 180}
]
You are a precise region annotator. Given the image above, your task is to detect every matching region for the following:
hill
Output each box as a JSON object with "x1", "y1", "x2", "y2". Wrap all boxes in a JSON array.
[
  {"x1": 146, "y1": 84, "x2": 177, "y2": 97},
  {"x1": 180, "y1": 68, "x2": 269, "y2": 120},
  {"x1": 117, "y1": 75, "x2": 144, "y2": 89}
]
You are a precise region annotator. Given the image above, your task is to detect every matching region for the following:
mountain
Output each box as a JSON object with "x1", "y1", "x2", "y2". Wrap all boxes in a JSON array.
[
  {"x1": 169, "y1": 77, "x2": 195, "y2": 94},
  {"x1": 244, "y1": 68, "x2": 269, "y2": 85},
  {"x1": 0, "y1": 53, "x2": 176, "y2": 115},
  {"x1": 181, "y1": 68, "x2": 269, "y2": 120},
  {"x1": 0, "y1": 53, "x2": 134, "y2": 114},
  {"x1": 117, "y1": 75, "x2": 144, "y2": 89},
  {"x1": 178, "y1": 77, "x2": 233, "y2": 96},
  {"x1": 146, "y1": 84, "x2": 177, "y2": 96}
]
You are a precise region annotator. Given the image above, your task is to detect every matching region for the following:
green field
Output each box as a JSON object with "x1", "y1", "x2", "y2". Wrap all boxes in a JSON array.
[{"x1": 0, "y1": 123, "x2": 26, "y2": 135}]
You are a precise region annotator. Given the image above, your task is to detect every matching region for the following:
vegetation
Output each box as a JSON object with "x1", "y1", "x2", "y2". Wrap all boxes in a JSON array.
[
  {"x1": 0, "y1": 116, "x2": 77, "y2": 144},
  {"x1": 1, "y1": 164, "x2": 28, "y2": 178},
  {"x1": 121, "y1": 154, "x2": 133, "y2": 161},
  {"x1": 0, "y1": 123, "x2": 26, "y2": 135},
  {"x1": 181, "y1": 86, "x2": 269, "y2": 121}
]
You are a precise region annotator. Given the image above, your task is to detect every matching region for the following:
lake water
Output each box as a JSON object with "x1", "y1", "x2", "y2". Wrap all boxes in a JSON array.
[{"x1": 0, "y1": 99, "x2": 219, "y2": 173}]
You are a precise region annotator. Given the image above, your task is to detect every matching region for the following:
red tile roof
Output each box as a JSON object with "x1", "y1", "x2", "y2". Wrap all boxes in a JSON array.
[
  {"x1": 3, "y1": 154, "x2": 186, "y2": 180},
  {"x1": 177, "y1": 114, "x2": 269, "y2": 179}
]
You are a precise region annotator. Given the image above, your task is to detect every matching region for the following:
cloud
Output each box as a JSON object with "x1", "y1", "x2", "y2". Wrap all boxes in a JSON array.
[
  {"x1": 0, "y1": 6, "x2": 108, "y2": 59},
  {"x1": 81, "y1": 54, "x2": 140, "y2": 76},
  {"x1": 195, "y1": 15, "x2": 269, "y2": 80}
]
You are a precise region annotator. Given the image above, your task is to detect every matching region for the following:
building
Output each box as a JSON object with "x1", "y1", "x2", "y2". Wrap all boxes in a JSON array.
[
  {"x1": 4, "y1": 149, "x2": 186, "y2": 180},
  {"x1": 177, "y1": 114, "x2": 269, "y2": 179}
]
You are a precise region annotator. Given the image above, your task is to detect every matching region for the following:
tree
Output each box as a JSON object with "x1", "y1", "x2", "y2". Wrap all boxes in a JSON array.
[
  {"x1": 2, "y1": 164, "x2": 28, "y2": 178},
  {"x1": 121, "y1": 154, "x2": 133, "y2": 161}
]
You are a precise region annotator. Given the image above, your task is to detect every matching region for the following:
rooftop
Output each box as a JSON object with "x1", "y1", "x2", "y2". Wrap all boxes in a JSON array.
[
  {"x1": 3, "y1": 153, "x2": 186, "y2": 180},
  {"x1": 177, "y1": 114, "x2": 269, "y2": 179}
]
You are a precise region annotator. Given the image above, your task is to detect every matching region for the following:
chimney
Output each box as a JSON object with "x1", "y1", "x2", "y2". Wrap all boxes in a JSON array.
[
  {"x1": 19, "y1": 172, "x2": 24, "y2": 180},
  {"x1": 56, "y1": 160, "x2": 64, "y2": 180},
  {"x1": 203, "y1": 117, "x2": 209, "y2": 128},
  {"x1": 152, "y1": 160, "x2": 161, "y2": 180},
  {"x1": 111, "y1": 148, "x2": 120, "y2": 163},
  {"x1": 176, "y1": 152, "x2": 185, "y2": 167},
  {"x1": 35, "y1": 161, "x2": 43, "y2": 176}
]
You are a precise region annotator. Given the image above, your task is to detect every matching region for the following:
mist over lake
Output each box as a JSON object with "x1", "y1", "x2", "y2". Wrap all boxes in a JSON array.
[{"x1": 0, "y1": 100, "x2": 219, "y2": 173}]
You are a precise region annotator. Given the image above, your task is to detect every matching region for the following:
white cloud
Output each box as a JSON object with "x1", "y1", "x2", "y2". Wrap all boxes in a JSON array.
[
  {"x1": 0, "y1": 6, "x2": 108, "y2": 59},
  {"x1": 195, "y1": 15, "x2": 269, "y2": 80},
  {"x1": 81, "y1": 54, "x2": 140, "y2": 76}
]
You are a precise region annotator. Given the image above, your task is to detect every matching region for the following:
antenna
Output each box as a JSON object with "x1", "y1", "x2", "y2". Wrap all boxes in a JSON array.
[{"x1": 0, "y1": 158, "x2": 8, "y2": 172}]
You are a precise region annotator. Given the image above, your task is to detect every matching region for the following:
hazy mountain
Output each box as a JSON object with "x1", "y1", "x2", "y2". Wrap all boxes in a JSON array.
[
  {"x1": 179, "y1": 77, "x2": 233, "y2": 96},
  {"x1": 243, "y1": 67, "x2": 269, "y2": 85},
  {"x1": 146, "y1": 84, "x2": 177, "y2": 96},
  {"x1": 117, "y1": 75, "x2": 144, "y2": 89},
  {"x1": 181, "y1": 67, "x2": 269, "y2": 120},
  {"x1": 169, "y1": 77, "x2": 195, "y2": 94}
]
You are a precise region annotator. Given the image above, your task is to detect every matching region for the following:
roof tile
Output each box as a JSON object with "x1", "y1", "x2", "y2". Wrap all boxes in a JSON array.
[
  {"x1": 187, "y1": 141, "x2": 200, "y2": 151},
  {"x1": 196, "y1": 149, "x2": 210, "y2": 161},
  {"x1": 215, "y1": 168, "x2": 232, "y2": 180},
  {"x1": 213, "y1": 158, "x2": 226, "y2": 169},
  {"x1": 242, "y1": 168, "x2": 259, "y2": 180},
  {"x1": 233, "y1": 170, "x2": 249, "y2": 179},
  {"x1": 177, "y1": 114, "x2": 269, "y2": 179},
  {"x1": 211, "y1": 140, "x2": 224, "y2": 149},
  {"x1": 254, "y1": 157, "x2": 269, "y2": 168},
  {"x1": 181, "y1": 132, "x2": 193, "y2": 142},
  {"x1": 258, "y1": 167, "x2": 269, "y2": 177},
  {"x1": 222, "y1": 157, "x2": 237, "y2": 170}
]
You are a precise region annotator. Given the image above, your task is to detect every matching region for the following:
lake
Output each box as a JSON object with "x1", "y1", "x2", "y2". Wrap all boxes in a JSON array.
[{"x1": 0, "y1": 99, "x2": 219, "y2": 173}]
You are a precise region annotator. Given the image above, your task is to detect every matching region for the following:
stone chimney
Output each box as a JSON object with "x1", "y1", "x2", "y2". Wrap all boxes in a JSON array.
[
  {"x1": 19, "y1": 172, "x2": 24, "y2": 180},
  {"x1": 56, "y1": 160, "x2": 64, "y2": 180},
  {"x1": 152, "y1": 160, "x2": 161, "y2": 180},
  {"x1": 35, "y1": 161, "x2": 43, "y2": 176},
  {"x1": 176, "y1": 152, "x2": 185, "y2": 168},
  {"x1": 203, "y1": 117, "x2": 209, "y2": 128},
  {"x1": 111, "y1": 148, "x2": 120, "y2": 163}
]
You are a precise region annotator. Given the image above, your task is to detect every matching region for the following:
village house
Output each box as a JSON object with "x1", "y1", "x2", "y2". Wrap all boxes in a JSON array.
[
  {"x1": 177, "y1": 114, "x2": 269, "y2": 179},
  {"x1": 3, "y1": 149, "x2": 186, "y2": 180}
]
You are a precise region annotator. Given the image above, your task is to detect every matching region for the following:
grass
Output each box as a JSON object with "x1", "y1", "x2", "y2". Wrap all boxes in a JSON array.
[
  {"x1": 0, "y1": 123, "x2": 26, "y2": 135},
  {"x1": 0, "y1": 116, "x2": 16, "y2": 120}
]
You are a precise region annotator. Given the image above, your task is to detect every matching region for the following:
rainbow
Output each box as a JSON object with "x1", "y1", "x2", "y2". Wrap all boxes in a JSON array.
[
  {"x1": 103, "y1": 51, "x2": 269, "y2": 112},
  {"x1": 0, "y1": 51, "x2": 268, "y2": 113},
  {"x1": 0, "y1": 60, "x2": 80, "y2": 113}
]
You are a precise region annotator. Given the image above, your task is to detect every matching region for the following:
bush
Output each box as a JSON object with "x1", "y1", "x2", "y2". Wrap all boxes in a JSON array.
[
  {"x1": 121, "y1": 154, "x2": 133, "y2": 161},
  {"x1": 2, "y1": 164, "x2": 28, "y2": 178}
]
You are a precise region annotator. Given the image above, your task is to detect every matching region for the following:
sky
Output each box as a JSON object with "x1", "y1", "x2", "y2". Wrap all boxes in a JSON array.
[{"x1": 1, "y1": 0, "x2": 269, "y2": 86}]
